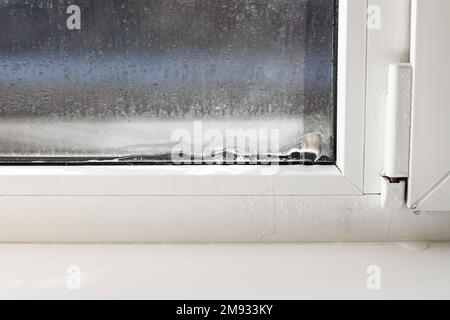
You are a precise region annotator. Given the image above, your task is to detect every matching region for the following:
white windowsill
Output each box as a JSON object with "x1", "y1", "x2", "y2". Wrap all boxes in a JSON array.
[{"x1": 2, "y1": 243, "x2": 450, "y2": 300}]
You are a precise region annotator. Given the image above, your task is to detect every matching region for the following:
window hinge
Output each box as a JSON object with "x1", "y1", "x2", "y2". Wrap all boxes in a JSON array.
[{"x1": 381, "y1": 63, "x2": 413, "y2": 209}]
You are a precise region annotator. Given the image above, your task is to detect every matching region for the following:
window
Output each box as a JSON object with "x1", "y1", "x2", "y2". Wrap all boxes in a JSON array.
[
  {"x1": 2, "y1": 0, "x2": 410, "y2": 242},
  {"x1": 0, "y1": 0, "x2": 337, "y2": 165}
]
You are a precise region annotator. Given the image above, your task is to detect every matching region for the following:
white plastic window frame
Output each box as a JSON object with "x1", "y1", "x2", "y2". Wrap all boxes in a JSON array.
[
  {"x1": 0, "y1": 0, "x2": 367, "y2": 198},
  {"x1": 3, "y1": 0, "x2": 450, "y2": 243}
]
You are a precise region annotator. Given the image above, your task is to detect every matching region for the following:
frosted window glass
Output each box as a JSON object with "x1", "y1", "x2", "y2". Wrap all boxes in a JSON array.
[{"x1": 0, "y1": 0, "x2": 336, "y2": 164}]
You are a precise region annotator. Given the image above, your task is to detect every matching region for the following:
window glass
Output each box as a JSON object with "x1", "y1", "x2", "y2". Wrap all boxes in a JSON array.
[{"x1": 0, "y1": 0, "x2": 336, "y2": 164}]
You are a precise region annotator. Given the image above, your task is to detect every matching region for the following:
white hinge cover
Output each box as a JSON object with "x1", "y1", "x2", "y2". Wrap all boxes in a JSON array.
[
  {"x1": 381, "y1": 63, "x2": 413, "y2": 209},
  {"x1": 381, "y1": 178, "x2": 407, "y2": 209},
  {"x1": 383, "y1": 63, "x2": 413, "y2": 178}
]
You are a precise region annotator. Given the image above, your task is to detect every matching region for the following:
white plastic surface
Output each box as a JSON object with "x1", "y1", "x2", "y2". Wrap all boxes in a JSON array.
[
  {"x1": 2, "y1": 243, "x2": 450, "y2": 300},
  {"x1": 1, "y1": 195, "x2": 450, "y2": 243},
  {"x1": 364, "y1": 0, "x2": 411, "y2": 193},
  {"x1": 381, "y1": 178, "x2": 406, "y2": 209},
  {"x1": 384, "y1": 64, "x2": 412, "y2": 179},
  {"x1": 408, "y1": 0, "x2": 450, "y2": 211}
]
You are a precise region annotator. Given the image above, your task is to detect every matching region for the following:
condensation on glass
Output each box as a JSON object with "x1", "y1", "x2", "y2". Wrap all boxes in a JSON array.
[{"x1": 0, "y1": 0, "x2": 337, "y2": 164}]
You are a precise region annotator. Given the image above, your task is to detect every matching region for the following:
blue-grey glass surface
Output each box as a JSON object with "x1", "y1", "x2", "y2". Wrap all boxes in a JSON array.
[{"x1": 0, "y1": 0, "x2": 336, "y2": 163}]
